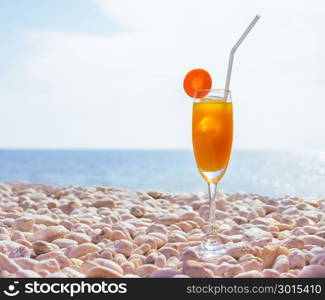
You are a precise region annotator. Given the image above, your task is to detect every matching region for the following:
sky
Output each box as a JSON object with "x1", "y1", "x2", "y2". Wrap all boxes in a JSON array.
[{"x1": 0, "y1": 0, "x2": 324, "y2": 150}]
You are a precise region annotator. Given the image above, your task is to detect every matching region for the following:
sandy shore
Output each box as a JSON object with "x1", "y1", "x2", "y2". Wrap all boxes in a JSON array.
[{"x1": 0, "y1": 182, "x2": 325, "y2": 278}]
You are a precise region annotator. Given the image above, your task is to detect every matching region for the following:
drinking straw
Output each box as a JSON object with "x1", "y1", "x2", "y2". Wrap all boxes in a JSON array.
[{"x1": 224, "y1": 15, "x2": 260, "y2": 100}]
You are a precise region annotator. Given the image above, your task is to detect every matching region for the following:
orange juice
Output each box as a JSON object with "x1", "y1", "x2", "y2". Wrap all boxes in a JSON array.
[{"x1": 192, "y1": 100, "x2": 233, "y2": 182}]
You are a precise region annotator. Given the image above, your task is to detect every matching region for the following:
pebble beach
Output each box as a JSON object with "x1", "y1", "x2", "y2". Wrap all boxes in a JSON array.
[{"x1": 0, "y1": 182, "x2": 325, "y2": 278}]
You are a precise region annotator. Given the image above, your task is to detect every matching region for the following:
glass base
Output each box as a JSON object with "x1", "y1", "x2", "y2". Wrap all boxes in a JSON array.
[
  {"x1": 195, "y1": 239, "x2": 226, "y2": 260},
  {"x1": 199, "y1": 167, "x2": 227, "y2": 184}
]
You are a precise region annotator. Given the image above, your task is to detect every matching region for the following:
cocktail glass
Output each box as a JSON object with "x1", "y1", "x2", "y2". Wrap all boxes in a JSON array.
[{"x1": 192, "y1": 89, "x2": 233, "y2": 258}]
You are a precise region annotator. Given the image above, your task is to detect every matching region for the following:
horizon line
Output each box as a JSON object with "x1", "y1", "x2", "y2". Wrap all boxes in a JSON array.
[{"x1": 0, "y1": 147, "x2": 323, "y2": 153}]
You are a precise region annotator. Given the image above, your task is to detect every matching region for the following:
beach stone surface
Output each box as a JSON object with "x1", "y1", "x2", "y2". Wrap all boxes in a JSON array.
[{"x1": 0, "y1": 182, "x2": 324, "y2": 277}]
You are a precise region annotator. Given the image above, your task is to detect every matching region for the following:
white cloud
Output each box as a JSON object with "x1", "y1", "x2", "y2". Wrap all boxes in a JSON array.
[{"x1": 0, "y1": 0, "x2": 324, "y2": 149}]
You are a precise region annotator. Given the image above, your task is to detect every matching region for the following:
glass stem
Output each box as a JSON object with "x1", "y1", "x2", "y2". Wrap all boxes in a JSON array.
[{"x1": 206, "y1": 182, "x2": 218, "y2": 242}]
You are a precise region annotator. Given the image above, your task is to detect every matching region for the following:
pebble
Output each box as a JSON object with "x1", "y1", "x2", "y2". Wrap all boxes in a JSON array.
[
  {"x1": 252, "y1": 237, "x2": 273, "y2": 247},
  {"x1": 34, "y1": 215, "x2": 58, "y2": 226},
  {"x1": 300, "y1": 235, "x2": 325, "y2": 247},
  {"x1": 65, "y1": 232, "x2": 91, "y2": 244},
  {"x1": 207, "y1": 262, "x2": 229, "y2": 277},
  {"x1": 145, "y1": 252, "x2": 158, "y2": 264},
  {"x1": 262, "y1": 269, "x2": 280, "y2": 278},
  {"x1": 167, "y1": 256, "x2": 180, "y2": 268},
  {"x1": 14, "y1": 258, "x2": 38, "y2": 270},
  {"x1": 114, "y1": 240, "x2": 133, "y2": 257},
  {"x1": 8, "y1": 246, "x2": 31, "y2": 259},
  {"x1": 46, "y1": 272, "x2": 69, "y2": 278},
  {"x1": 157, "y1": 214, "x2": 180, "y2": 226},
  {"x1": 159, "y1": 247, "x2": 179, "y2": 259},
  {"x1": 36, "y1": 250, "x2": 62, "y2": 261},
  {"x1": 155, "y1": 254, "x2": 167, "y2": 268},
  {"x1": 11, "y1": 231, "x2": 25, "y2": 241},
  {"x1": 310, "y1": 254, "x2": 325, "y2": 266},
  {"x1": 180, "y1": 211, "x2": 198, "y2": 221},
  {"x1": 0, "y1": 253, "x2": 22, "y2": 273},
  {"x1": 29, "y1": 226, "x2": 68, "y2": 242},
  {"x1": 234, "y1": 270, "x2": 264, "y2": 278},
  {"x1": 37, "y1": 270, "x2": 50, "y2": 277},
  {"x1": 35, "y1": 259, "x2": 60, "y2": 273},
  {"x1": 239, "y1": 254, "x2": 263, "y2": 272},
  {"x1": 123, "y1": 274, "x2": 140, "y2": 278},
  {"x1": 129, "y1": 258, "x2": 142, "y2": 269},
  {"x1": 168, "y1": 232, "x2": 187, "y2": 243},
  {"x1": 303, "y1": 226, "x2": 318, "y2": 234},
  {"x1": 148, "y1": 232, "x2": 167, "y2": 248},
  {"x1": 33, "y1": 241, "x2": 59, "y2": 256},
  {"x1": 282, "y1": 237, "x2": 305, "y2": 249},
  {"x1": 111, "y1": 230, "x2": 128, "y2": 241},
  {"x1": 134, "y1": 235, "x2": 158, "y2": 249},
  {"x1": 146, "y1": 224, "x2": 168, "y2": 235},
  {"x1": 180, "y1": 248, "x2": 200, "y2": 261},
  {"x1": 224, "y1": 264, "x2": 245, "y2": 277},
  {"x1": 92, "y1": 199, "x2": 115, "y2": 209},
  {"x1": 133, "y1": 243, "x2": 151, "y2": 255},
  {"x1": 182, "y1": 260, "x2": 214, "y2": 278},
  {"x1": 225, "y1": 242, "x2": 255, "y2": 259},
  {"x1": 14, "y1": 217, "x2": 35, "y2": 232},
  {"x1": 16, "y1": 269, "x2": 41, "y2": 278},
  {"x1": 114, "y1": 254, "x2": 127, "y2": 265},
  {"x1": 315, "y1": 231, "x2": 325, "y2": 239},
  {"x1": 92, "y1": 258, "x2": 124, "y2": 275},
  {"x1": 273, "y1": 255, "x2": 289, "y2": 273},
  {"x1": 67, "y1": 243, "x2": 101, "y2": 258},
  {"x1": 135, "y1": 264, "x2": 160, "y2": 276},
  {"x1": 149, "y1": 268, "x2": 182, "y2": 278},
  {"x1": 130, "y1": 206, "x2": 146, "y2": 218},
  {"x1": 87, "y1": 266, "x2": 122, "y2": 278},
  {"x1": 52, "y1": 238, "x2": 78, "y2": 248},
  {"x1": 259, "y1": 245, "x2": 289, "y2": 268},
  {"x1": 121, "y1": 262, "x2": 135, "y2": 274},
  {"x1": 288, "y1": 250, "x2": 306, "y2": 269},
  {"x1": 295, "y1": 217, "x2": 311, "y2": 227},
  {"x1": 215, "y1": 255, "x2": 237, "y2": 265},
  {"x1": 242, "y1": 227, "x2": 272, "y2": 242},
  {"x1": 298, "y1": 265, "x2": 325, "y2": 278},
  {"x1": 54, "y1": 255, "x2": 70, "y2": 269}
]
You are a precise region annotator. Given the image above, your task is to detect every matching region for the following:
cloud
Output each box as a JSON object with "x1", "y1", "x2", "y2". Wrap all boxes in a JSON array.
[{"x1": 0, "y1": 0, "x2": 324, "y2": 149}]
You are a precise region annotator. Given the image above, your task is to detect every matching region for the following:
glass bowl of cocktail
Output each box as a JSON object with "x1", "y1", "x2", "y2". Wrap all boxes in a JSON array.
[
  {"x1": 183, "y1": 16, "x2": 260, "y2": 259},
  {"x1": 193, "y1": 88, "x2": 233, "y2": 257}
]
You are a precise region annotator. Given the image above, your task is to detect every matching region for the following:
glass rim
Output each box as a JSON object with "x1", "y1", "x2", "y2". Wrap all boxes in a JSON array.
[{"x1": 193, "y1": 89, "x2": 232, "y2": 102}]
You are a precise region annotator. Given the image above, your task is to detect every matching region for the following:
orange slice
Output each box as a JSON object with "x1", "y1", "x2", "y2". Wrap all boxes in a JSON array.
[{"x1": 183, "y1": 68, "x2": 212, "y2": 98}]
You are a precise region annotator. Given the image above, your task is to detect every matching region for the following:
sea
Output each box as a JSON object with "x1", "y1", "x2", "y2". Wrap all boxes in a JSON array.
[{"x1": 0, "y1": 150, "x2": 324, "y2": 198}]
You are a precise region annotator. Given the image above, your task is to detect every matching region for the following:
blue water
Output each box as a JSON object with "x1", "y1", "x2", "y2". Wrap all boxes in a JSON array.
[{"x1": 0, "y1": 150, "x2": 324, "y2": 197}]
